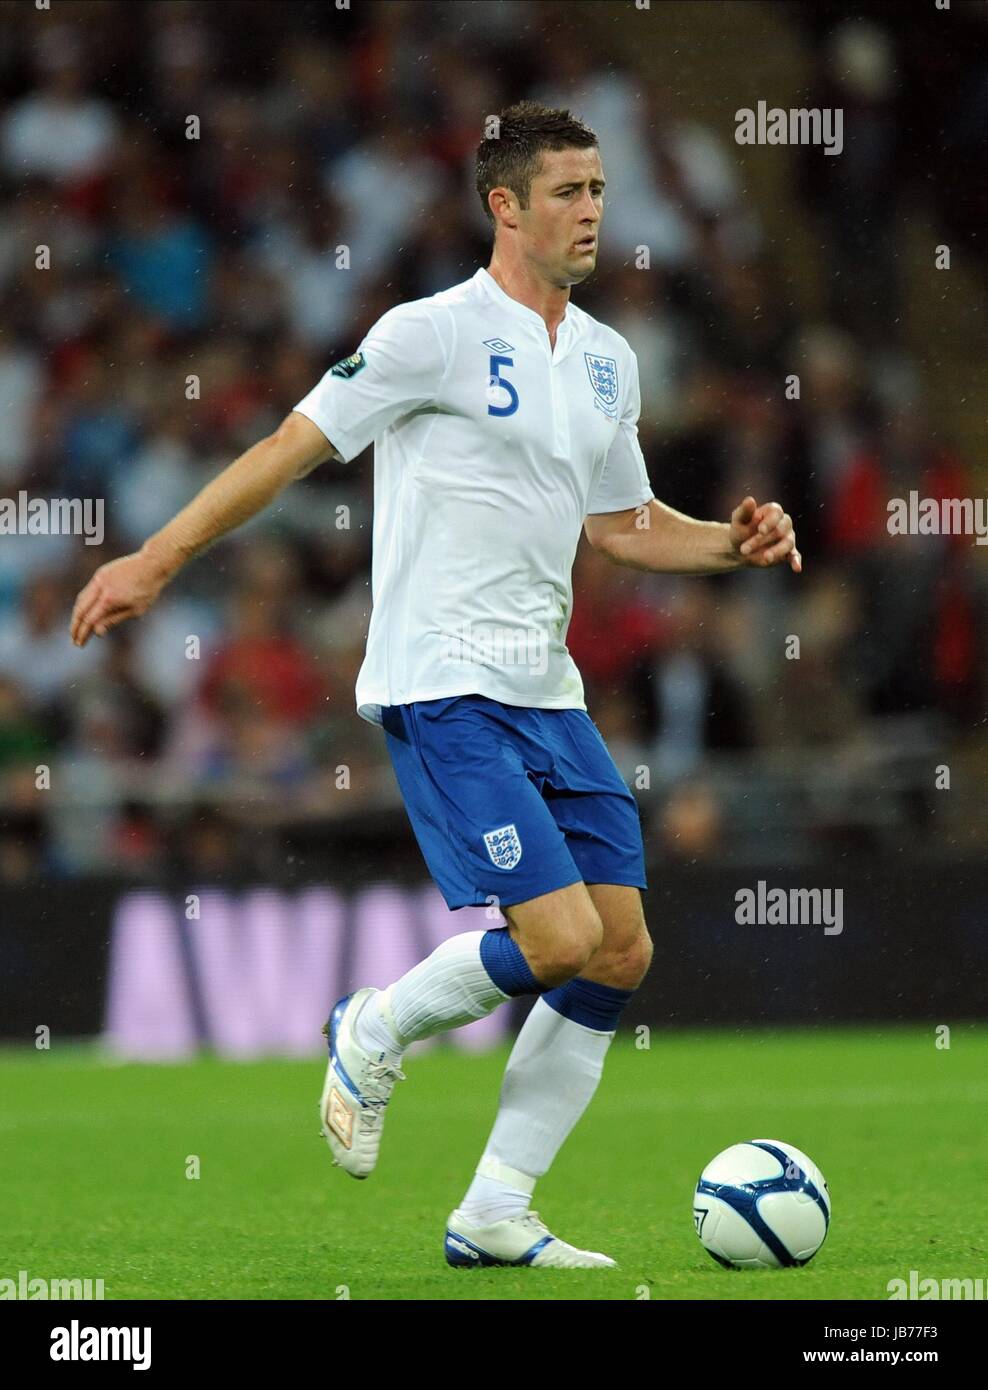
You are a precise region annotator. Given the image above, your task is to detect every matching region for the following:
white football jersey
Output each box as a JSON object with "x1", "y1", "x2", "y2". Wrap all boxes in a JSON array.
[{"x1": 292, "y1": 267, "x2": 654, "y2": 726}]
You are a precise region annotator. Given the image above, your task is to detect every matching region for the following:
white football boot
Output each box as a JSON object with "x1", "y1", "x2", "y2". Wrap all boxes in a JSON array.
[
  {"x1": 319, "y1": 987, "x2": 406, "y2": 1179},
  {"x1": 444, "y1": 1208, "x2": 617, "y2": 1268}
]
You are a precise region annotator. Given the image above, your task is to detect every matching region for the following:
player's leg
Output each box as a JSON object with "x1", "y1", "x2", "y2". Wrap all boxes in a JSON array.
[
  {"x1": 357, "y1": 877, "x2": 603, "y2": 1056},
  {"x1": 320, "y1": 697, "x2": 602, "y2": 1178},
  {"x1": 445, "y1": 884, "x2": 651, "y2": 1268},
  {"x1": 455, "y1": 887, "x2": 650, "y2": 1217},
  {"x1": 321, "y1": 879, "x2": 601, "y2": 1180},
  {"x1": 450, "y1": 709, "x2": 651, "y2": 1259},
  {"x1": 580, "y1": 883, "x2": 654, "y2": 988},
  {"x1": 353, "y1": 697, "x2": 611, "y2": 1055}
]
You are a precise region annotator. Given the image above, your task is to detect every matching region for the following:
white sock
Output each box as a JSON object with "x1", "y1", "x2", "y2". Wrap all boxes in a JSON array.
[
  {"x1": 353, "y1": 986, "x2": 405, "y2": 1062},
  {"x1": 458, "y1": 997, "x2": 615, "y2": 1225},
  {"x1": 354, "y1": 930, "x2": 510, "y2": 1056},
  {"x1": 456, "y1": 1155, "x2": 536, "y2": 1226}
]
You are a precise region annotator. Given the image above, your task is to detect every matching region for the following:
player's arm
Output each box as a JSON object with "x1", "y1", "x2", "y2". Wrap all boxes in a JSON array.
[
  {"x1": 583, "y1": 348, "x2": 800, "y2": 575},
  {"x1": 71, "y1": 301, "x2": 446, "y2": 647},
  {"x1": 584, "y1": 495, "x2": 802, "y2": 575},
  {"x1": 70, "y1": 411, "x2": 337, "y2": 647}
]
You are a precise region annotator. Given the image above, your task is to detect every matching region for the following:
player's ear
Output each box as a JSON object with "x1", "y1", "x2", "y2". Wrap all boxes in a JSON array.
[{"x1": 490, "y1": 187, "x2": 518, "y2": 229}]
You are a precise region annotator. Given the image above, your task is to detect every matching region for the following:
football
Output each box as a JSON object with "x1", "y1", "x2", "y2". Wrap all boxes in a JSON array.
[{"x1": 693, "y1": 1139, "x2": 830, "y2": 1269}]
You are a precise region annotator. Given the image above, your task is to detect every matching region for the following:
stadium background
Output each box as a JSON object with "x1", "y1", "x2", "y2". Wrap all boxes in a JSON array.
[{"x1": 1, "y1": 0, "x2": 987, "y2": 1046}]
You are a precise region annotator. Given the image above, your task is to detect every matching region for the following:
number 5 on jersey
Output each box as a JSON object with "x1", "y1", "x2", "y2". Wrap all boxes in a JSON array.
[{"x1": 487, "y1": 354, "x2": 519, "y2": 417}]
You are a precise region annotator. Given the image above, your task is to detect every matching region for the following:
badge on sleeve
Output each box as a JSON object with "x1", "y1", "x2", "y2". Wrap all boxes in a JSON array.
[{"x1": 330, "y1": 351, "x2": 366, "y2": 379}]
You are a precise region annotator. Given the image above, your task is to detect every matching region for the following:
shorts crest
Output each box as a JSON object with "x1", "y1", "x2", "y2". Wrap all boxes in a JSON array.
[{"x1": 483, "y1": 823, "x2": 522, "y2": 870}]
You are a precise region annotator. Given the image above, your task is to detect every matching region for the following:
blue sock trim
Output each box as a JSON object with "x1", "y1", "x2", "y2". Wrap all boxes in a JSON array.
[
  {"x1": 542, "y1": 976, "x2": 634, "y2": 1031},
  {"x1": 479, "y1": 927, "x2": 543, "y2": 996}
]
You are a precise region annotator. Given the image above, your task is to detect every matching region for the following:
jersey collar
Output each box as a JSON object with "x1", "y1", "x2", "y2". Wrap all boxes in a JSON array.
[{"x1": 475, "y1": 267, "x2": 578, "y2": 356}]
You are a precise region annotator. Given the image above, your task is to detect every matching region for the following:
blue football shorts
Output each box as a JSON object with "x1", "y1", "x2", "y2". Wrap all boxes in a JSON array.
[{"x1": 380, "y1": 694, "x2": 648, "y2": 911}]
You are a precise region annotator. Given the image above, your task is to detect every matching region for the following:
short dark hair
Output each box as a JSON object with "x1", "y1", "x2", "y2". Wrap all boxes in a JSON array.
[{"x1": 475, "y1": 100, "x2": 598, "y2": 228}]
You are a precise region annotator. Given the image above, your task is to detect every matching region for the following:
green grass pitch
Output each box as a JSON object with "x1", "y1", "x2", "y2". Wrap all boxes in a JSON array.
[{"x1": 2, "y1": 1024, "x2": 986, "y2": 1300}]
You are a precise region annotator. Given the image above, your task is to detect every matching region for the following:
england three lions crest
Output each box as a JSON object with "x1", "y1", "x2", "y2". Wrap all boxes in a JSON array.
[
  {"x1": 584, "y1": 352, "x2": 619, "y2": 418},
  {"x1": 483, "y1": 823, "x2": 522, "y2": 870}
]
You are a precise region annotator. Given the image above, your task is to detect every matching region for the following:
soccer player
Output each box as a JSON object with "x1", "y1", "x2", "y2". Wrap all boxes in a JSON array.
[{"x1": 71, "y1": 101, "x2": 800, "y2": 1269}]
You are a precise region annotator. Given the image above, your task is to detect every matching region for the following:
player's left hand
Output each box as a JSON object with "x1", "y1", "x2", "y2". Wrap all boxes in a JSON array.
[{"x1": 730, "y1": 496, "x2": 801, "y2": 573}]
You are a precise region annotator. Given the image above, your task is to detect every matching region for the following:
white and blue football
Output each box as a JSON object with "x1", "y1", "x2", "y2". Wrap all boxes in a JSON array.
[{"x1": 693, "y1": 1139, "x2": 830, "y2": 1269}]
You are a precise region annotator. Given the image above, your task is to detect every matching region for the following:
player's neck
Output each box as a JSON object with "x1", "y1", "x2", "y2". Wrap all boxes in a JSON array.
[{"x1": 485, "y1": 258, "x2": 571, "y2": 346}]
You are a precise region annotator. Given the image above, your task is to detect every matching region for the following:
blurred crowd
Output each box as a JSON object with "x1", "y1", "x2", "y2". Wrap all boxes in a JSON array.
[{"x1": 0, "y1": 0, "x2": 986, "y2": 882}]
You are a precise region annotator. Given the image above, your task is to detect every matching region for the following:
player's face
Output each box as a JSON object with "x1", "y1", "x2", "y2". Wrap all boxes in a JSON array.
[{"x1": 520, "y1": 147, "x2": 605, "y2": 286}]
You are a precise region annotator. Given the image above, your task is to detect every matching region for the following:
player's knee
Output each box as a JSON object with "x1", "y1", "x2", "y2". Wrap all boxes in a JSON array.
[
  {"x1": 540, "y1": 907, "x2": 604, "y2": 985},
  {"x1": 629, "y1": 927, "x2": 654, "y2": 983},
  {"x1": 597, "y1": 925, "x2": 653, "y2": 990}
]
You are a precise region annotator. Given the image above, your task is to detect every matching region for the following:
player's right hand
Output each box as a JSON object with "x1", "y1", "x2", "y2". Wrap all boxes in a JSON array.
[{"x1": 70, "y1": 550, "x2": 169, "y2": 647}]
